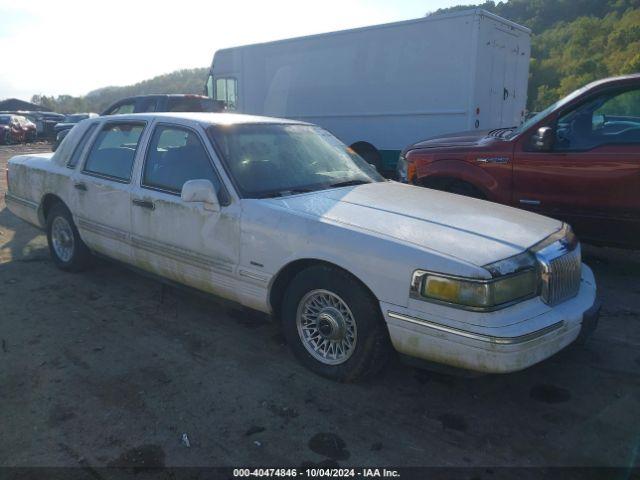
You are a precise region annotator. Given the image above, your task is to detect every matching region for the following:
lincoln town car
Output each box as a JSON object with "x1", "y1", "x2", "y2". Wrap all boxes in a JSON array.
[{"x1": 5, "y1": 113, "x2": 599, "y2": 381}]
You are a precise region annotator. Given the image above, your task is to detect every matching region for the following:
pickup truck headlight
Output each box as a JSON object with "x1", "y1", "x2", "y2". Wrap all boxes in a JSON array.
[{"x1": 412, "y1": 265, "x2": 538, "y2": 311}]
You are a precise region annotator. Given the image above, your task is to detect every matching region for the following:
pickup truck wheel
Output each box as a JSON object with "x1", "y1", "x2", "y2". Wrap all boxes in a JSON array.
[
  {"x1": 46, "y1": 204, "x2": 92, "y2": 272},
  {"x1": 282, "y1": 265, "x2": 391, "y2": 382}
]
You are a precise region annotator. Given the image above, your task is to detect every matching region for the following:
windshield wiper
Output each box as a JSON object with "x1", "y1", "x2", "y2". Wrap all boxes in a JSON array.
[{"x1": 326, "y1": 179, "x2": 372, "y2": 189}]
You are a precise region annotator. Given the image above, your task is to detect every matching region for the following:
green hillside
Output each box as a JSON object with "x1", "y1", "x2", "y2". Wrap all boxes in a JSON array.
[
  {"x1": 31, "y1": 0, "x2": 640, "y2": 114},
  {"x1": 31, "y1": 68, "x2": 208, "y2": 114}
]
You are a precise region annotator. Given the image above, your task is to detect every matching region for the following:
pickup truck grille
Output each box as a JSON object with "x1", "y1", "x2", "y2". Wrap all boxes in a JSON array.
[{"x1": 540, "y1": 244, "x2": 582, "y2": 306}]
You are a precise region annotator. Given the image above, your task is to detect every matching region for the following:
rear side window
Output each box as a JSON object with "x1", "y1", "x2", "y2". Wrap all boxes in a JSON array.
[
  {"x1": 67, "y1": 123, "x2": 98, "y2": 168},
  {"x1": 142, "y1": 125, "x2": 222, "y2": 195},
  {"x1": 83, "y1": 122, "x2": 145, "y2": 181}
]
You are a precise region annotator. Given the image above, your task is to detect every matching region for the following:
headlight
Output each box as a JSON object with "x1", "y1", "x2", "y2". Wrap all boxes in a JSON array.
[{"x1": 412, "y1": 255, "x2": 539, "y2": 311}]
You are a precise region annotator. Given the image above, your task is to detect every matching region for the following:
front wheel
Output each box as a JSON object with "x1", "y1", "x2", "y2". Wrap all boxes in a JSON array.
[
  {"x1": 282, "y1": 265, "x2": 391, "y2": 382},
  {"x1": 46, "y1": 203, "x2": 93, "y2": 272}
]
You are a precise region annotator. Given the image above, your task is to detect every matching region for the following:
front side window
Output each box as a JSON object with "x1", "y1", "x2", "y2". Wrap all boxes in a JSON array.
[
  {"x1": 143, "y1": 125, "x2": 221, "y2": 195},
  {"x1": 68, "y1": 123, "x2": 98, "y2": 168},
  {"x1": 137, "y1": 98, "x2": 157, "y2": 113},
  {"x1": 83, "y1": 122, "x2": 145, "y2": 181},
  {"x1": 215, "y1": 78, "x2": 237, "y2": 110},
  {"x1": 555, "y1": 87, "x2": 640, "y2": 150},
  {"x1": 208, "y1": 124, "x2": 384, "y2": 198},
  {"x1": 109, "y1": 102, "x2": 135, "y2": 115}
]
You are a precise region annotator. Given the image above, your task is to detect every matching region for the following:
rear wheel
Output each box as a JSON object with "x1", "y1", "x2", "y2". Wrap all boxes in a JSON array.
[
  {"x1": 46, "y1": 203, "x2": 93, "y2": 272},
  {"x1": 282, "y1": 265, "x2": 391, "y2": 382}
]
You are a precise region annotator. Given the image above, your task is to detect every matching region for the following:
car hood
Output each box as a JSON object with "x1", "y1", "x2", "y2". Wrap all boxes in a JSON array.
[
  {"x1": 409, "y1": 130, "x2": 497, "y2": 149},
  {"x1": 268, "y1": 182, "x2": 562, "y2": 267}
]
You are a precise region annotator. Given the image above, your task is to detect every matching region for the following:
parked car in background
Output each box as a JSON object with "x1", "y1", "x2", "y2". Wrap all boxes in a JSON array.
[
  {"x1": 52, "y1": 113, "x2": 98, "y2": 151},
  {"x1": 5, "y1": 112, "x2": 598, "y2": 381},
  {"x1": 398, "y1": 74, "x2": 640, "y2": 249},
  {"x1": 100, "y1": 94, "x2": 224, "y2": 116},
  {"x1": 17, "y1": 115, "x2": 37, "y2": 142},
  {"x1": 53, "y1": 95, "x2": 224, "y2": 151},
  {"x1": 205, "y1": 8, "x2": 531, "y2": 175},
  {"x1": 0, "y1": 114, "x2": 36, "y2": 144}
]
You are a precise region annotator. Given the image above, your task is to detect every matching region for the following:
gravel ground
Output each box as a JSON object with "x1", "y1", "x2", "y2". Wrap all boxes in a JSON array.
[{"x1": 0, "y1": 143, "x2": 639, "y2": 470}]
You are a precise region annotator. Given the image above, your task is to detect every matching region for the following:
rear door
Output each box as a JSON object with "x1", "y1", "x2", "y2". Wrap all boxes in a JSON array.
[
  {"x1": 487, "y1": 25, "x2": 526, "y2": 128},
  {"x1": 72, "y1": 120, "x2": 147, "y2": 263},
  {"x1": 513, "y1": 86, "x2": 640, "y2": 246}
]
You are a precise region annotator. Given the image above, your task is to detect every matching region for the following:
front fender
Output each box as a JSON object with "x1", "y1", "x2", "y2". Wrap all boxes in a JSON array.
[{"x1": 417, "y1": 159, "x2": 502, "y2": 202}]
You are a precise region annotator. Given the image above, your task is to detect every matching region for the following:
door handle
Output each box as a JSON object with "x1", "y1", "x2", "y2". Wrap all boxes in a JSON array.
[
  {"x1": 132, "y1": 198, "x2": 155, "y2": 210},
  {"x1": 519, "y1": 199, "x2": 541, "y2": 206},
  {"x1": 74, "y1": 182, "x2": 87, "y2": 191}
]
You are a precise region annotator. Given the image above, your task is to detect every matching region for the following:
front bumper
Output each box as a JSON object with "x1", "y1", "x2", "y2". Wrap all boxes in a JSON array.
[{"x1": 382, "y1": 265, "x2": 598, "y2": 373}]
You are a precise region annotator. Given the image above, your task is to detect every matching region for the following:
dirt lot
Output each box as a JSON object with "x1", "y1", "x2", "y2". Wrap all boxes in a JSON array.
[{"x1": 0, "y1": 143, "x2": 639, "y2": 470}]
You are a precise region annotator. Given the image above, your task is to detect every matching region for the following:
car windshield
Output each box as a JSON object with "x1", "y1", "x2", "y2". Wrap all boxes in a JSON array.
[
  {"x1": 507, "y1": 82, "x2": 595, "y2": 138},
  {"x1": 208, "y1": 124, "x2": 384, "y2": 198},
  {"x1": 65, "y1": 114, "x2": 87, "y2": 123}
]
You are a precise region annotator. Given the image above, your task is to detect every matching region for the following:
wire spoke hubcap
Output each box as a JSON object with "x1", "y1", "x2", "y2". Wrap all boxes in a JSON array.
[
  {"x1": 51, "y1": 216, "x2": 75, "y2": 263},
  {"x1": 296, "y1": 289, "x2": 357, "y2": 365}
]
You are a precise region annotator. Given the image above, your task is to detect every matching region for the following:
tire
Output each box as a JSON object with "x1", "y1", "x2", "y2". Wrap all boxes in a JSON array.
[
  {"x1": 282, "y1": 265, "x2": 391, "y2": 382},
  {"x1": 46, "y1": 203, "x2": 93, "y2": 272}
]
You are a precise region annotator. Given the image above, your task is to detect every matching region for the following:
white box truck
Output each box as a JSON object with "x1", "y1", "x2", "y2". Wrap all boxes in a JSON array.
[{"x1": 205, "y1": 9, "x2": 531, "y2": 174}]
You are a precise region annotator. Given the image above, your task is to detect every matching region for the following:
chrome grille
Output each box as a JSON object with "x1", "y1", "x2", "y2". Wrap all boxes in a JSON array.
[{"x1": 539, "y1": 244, "x2": 582, "y2": 306}]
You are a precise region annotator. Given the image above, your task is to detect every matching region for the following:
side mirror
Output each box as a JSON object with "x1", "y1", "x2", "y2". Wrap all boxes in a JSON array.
[
  {"x1": 532, "y1": 126, "x2": 554, "y2": 151},
  {"x1": 181, "y1": 179, "x2": 220, "y2": 212}
]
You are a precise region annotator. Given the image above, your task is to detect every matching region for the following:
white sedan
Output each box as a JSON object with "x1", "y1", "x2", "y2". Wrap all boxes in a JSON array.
[{"x1": 5, "y1": 112, "x2": 599, "y2": 381}]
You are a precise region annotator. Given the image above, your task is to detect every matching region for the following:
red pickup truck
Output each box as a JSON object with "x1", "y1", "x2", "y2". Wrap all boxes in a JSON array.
[{"x1": 398, "y1": 74, "x2": 640, "y2": 249}]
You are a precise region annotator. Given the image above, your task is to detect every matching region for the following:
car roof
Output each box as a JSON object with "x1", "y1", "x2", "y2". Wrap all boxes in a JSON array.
[{"x1": 101, "y1": 112, "x2": 312, "y2": 126}]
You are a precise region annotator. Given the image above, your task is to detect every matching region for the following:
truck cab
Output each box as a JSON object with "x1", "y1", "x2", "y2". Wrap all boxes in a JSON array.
[{"x1": 400, "y1": 74, "x2": 640, "y2": 248}]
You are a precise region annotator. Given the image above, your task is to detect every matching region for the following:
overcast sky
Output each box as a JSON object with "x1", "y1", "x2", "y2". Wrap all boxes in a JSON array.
[{"x1": 0, "y1": 0, "x2": 471, "y2": 101}]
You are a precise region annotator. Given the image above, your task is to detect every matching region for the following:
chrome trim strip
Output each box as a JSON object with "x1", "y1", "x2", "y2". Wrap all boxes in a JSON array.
[
  {"x1": 476, "y1": 156, "x2": 510, "y2": 164},
  {"x1": 238, "y1": 269, "x2": 269, "y2": 283},
  {"x1": 519, "y1": 199, "x2": 541, "y2": 205},
  {"x1": 76, "y1": 217, "x2": 233, "y2": 273},
  {"x1": 131, "y1": 235, "x2": 233, "y2": 273},
  {"x1": 387, "y1": 311, "x2": 565, "y2": 345},
  {"x1": 4, "y1": 193, "x2": 38, "y2": 210},
  {"x1": 78, "y1": 218, "x2": 128, "y2": 242}
]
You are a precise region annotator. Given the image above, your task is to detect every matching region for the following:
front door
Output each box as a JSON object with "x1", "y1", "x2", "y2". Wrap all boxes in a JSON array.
[
  {"x1": 513, "y1": 86, "x2": 640, "y2": 246},
  {"x1": 129, "y1": 122, "x2": 240, "y2": 299},
  {"x1": 73, "y1": 121, "x2": 147, "y2": 263}
]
